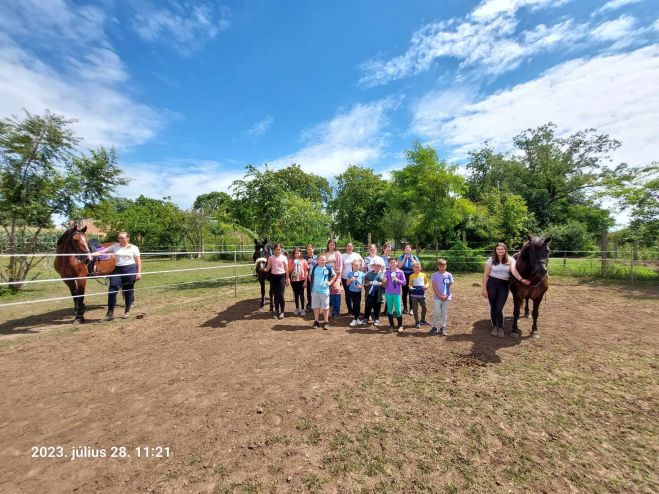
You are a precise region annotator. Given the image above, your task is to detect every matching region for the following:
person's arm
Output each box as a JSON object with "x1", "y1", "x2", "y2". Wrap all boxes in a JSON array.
[
  {"x1": 398, "y1": 271, "x2": 407, "y2": 286},
  {"x1": 285, "y1": 258, "x2": 290, "y2": 286},
  {"x1": 264, "y1": 257, "x2": 272, "y2": 272},
  {"x1": 482, "y1": 262, "x2": 491, "y2": 297},
  {"x1": 397, "y1": 255, "x2": 404, "y2": 269},
  {"x1": 90, "y1": 244, "x2": 114, "y2": 257},
  {"x1": 134, "y1": 254, "x2": 142, "y2": 281},
  {"x1": 510, "y1": 259, "x2": 529, "y2": 285},
  {"x1": 432, "y1": 278, "x2": 442, "y2": 299}
]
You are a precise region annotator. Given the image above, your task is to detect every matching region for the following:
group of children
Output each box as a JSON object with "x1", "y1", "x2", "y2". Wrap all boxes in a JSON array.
[{"x1": 266, "y1": 242, "x2": 454, "y2": 335}]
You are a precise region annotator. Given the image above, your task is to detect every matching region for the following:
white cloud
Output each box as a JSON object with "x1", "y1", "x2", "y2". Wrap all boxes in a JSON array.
[
  {"x1": 411, "y1": 45, "x2": 659, "y2": 167},
  {"x1": 118, "y1": 160, "x2": 243, "y2": 208},
  {"x1": 269, "y1": 98, "x2": 399, "y2": 176},
  {"x1": 590, "y1": 15, "x2": 637, "y2": 41},
  {"x1": 359, "y1": 0, "x2": 647, "y2": 86},
  {"x1": 0, "y1": 1, "x2": 167, "y2": 149},
  {"x1": 132, "y1": 1, "x2": 231, "y2": 54},
  {"x1": 595, "y1": 0, "x2": 643, "y2": 15},
  {"x1": 471, "y1": 0, "x2": 569, "y2": 22},
  {"x1": 247, "y1": 115, "x2": 274, "y2": 137}
]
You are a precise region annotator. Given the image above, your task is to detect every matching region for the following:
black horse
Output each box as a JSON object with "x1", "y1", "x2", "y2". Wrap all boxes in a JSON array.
[
  {"x1": 253, "y1": 239, "x2": 289, "y2": 311},
  {"x1": 510, "y1": 235, "x2": 551, "y2": 339}
]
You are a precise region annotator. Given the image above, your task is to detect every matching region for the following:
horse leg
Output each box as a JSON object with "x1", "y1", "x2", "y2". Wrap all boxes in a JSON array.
[
  {"x1": 64, "y1": 280, "x2": 77, "y2": 317},
  {"x1": 530, "y1": 295, "x2": 543, "y2": 339},
  {"x1": 74, "y1": 279, "x2": 87, "y2": 324},
  {"x1": 259, "y1": 277, "x2": 265, "y2": 308},
  {"x1": 511, "y1": 291, "x2": 521, "y2": 338},
  {"x1": 524, "y1": 298, "x2": 531, "y2": 318}
]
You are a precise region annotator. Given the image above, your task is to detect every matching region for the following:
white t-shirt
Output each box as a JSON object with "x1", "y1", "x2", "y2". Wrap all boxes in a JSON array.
[
  {"x1": 363, "y1": 255, "x2": 385, "y2": 272},
  {"x1": 486, "y1": 257, "x2": 515, "y2": 281},
  {"x1": 341, "y1": 252, "x2": 363, "y2": 279},
  {"x1": 106, "y1": 244, "x2": 140, "y2": 267}
]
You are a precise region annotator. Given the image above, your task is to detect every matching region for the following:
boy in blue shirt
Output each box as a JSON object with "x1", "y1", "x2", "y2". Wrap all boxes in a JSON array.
[
  {"x1": 430, "y1": 259, "x2": 454, "y2": 336},
  {"x1": 310, "y1": 255, "x2": 338, "y2": 330}
]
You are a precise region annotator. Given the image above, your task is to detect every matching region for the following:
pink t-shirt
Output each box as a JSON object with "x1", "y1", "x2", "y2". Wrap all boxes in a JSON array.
[{"x1": 269, "y1": 254, "x2": 288, "y2": 275}]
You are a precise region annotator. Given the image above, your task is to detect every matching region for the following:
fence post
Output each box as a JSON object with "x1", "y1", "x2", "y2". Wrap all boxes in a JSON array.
[
  {"x1": 600, "y1": 231, "x2": 608, "y2": 278},
  {"x1": 234, "y1": 250, "x2": 237, "y2": 297},
  {"x1": 630, "y1": 241, "x2": 638, "y2": 281}
]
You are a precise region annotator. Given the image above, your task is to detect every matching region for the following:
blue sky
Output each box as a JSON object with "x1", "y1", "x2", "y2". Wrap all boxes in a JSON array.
[{"x1": 1, "y1": 0, "x2": 658, "y2": 211}]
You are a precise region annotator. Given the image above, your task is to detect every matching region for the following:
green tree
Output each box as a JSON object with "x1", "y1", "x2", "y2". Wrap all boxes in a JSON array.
[
  {"x1": 390, "y1": 142, "x2": 465, "y2": 246},
  {"x1": 271, "y1": 195, "x2": 332, "y2": 245},
  {"x1": 0, "y1": 111, "x2": 126, "y2": 291},
  {"x1": 330, "y1": 165, "x2": 389, "y2": 243},
  {"x1": 273, "y1": 164, "x2": 332, "y2": 206},
  {"x1": 88, "y1": 195, "x2": 187, "y2": 251}
]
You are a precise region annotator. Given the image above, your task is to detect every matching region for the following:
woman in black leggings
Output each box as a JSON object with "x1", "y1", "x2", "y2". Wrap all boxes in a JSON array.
[{"x1": 481, "y1": 242, "x2": 528, "y2": 338}]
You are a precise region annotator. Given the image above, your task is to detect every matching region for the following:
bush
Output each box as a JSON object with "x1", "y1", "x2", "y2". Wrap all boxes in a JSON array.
[
  {"x1": 420, "y1": 241, "x2": 484, "y2": 273},
  {"x1": 541, "y1": 220, "x2": 596, "y2": 253}
]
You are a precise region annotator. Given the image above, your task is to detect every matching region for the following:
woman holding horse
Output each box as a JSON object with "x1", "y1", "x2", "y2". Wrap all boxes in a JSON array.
[
  {"x1": 92, "y1": 231, "x2": 141, "y2": 321},
  {"x1": 481, "y1": 242, "x2": 528, "y2": 337},
  {"x1": 263, "y1": 243, "x2": 289, "y2": 319}
]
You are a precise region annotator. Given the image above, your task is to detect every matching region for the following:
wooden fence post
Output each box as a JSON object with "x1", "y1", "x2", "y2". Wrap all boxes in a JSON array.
[
  {"x1": 234, "y1": 250, "x2": 238, "y2": 297},
  {"x1": 630, "y1": 241, "x2": 638, "y2": 281},
  {"x1": 600, "y1": 231, "x2": 609, "y2": 278}
]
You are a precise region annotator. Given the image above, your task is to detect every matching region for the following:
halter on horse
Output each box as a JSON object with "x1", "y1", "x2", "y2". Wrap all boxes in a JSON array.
[{"x1": 510, "y1": 235, "x2": 551, "y2": 338}]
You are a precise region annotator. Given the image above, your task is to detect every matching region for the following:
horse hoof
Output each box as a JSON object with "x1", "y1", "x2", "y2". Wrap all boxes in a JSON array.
[
  {"x1": 530, "y1": 331, "x2": 539, "y2": 339},
  {"x1": 73, "y1": 318, "x2": 83, "y2": 325}
]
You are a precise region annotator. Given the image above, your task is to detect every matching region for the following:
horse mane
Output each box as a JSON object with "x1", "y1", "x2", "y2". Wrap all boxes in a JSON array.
[
  {"x1": 56, "y1": 228, "x2": 76, "y2": 247},
  {"x1": 518, "y1": 236, "x2": 545, "y2": 258}
]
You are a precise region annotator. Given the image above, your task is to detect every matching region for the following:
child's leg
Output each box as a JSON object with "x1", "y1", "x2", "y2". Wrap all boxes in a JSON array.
[
  {"x1": 411, "y1": 297, "x2": 419, "y2": 323},
  {"x1": 393, "y1": 295, "x2": 402, "y2": 318},
  {"x1": 419, "y1": 297, "x2": 427, "y2": 322},
  {"x1": 364, "y1": 295, "x2": 373, "y2": 320},
  {"x1": 351, "y1": 291, "x2": 361, "y2": 320},
  {"x1": 373, "y1": 301, "x2": 381, "y2": 320},
  {"x1": 433, "y1": 298, "x2": 441, "y2": 328},
  {"x1": 441, "y1": 300, "x2": 450, "y2": 328}
]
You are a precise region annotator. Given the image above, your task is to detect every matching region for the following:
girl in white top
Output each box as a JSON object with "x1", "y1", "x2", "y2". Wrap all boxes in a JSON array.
[
  {"x1": 363, "y1": 243, "x2": 385, "y2": 272},
  {"x1": 92, "y1": 231, "x2": 141, "y2": 321},
  {"x1": 481, "y1": 242, "x2": 528, "y2": 337}
]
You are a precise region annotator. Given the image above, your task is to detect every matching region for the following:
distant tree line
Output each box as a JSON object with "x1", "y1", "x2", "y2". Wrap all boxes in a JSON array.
[{"x1": 1, "y1": 111, "x2": 656, "y2": 290}]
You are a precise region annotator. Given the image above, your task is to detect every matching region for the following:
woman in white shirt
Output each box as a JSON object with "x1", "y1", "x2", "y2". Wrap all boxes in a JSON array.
[
  {"x1": 92, "y1": 231, "x2": 141, "y2": 321},
  {"x1": 481, "y1": 242, "x2": 528, "y2": 337}
]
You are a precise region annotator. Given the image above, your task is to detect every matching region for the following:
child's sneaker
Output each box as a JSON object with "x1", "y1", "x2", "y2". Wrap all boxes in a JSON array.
[
  {"x1": 300, "y1": 309, "x2": 306, "y2": 316},
  {"x1": 349, "y1": 319, "x2": 358, "y2": 327},
  {"x1": 420, "y1": 320, "x2": 430, "y2": 326},
  {"x1": 415, "y1": 322, "x2": 421, "y2": 329},
  {"x1": 373, "y1": 319, "x2": 380, "y2": 326},
  {"x1": 440, "y1": 327, "x2": 447, "y2": 336},
  {"x1": 429, "y1": 327, "x2": 438, "y2": 336},
  {"x1": 278, "y1": 313, "x2": 285, "y2": 319},
  {"x1": 361, "y1": 319, "x2": 369, "y2": 325},
  {"x1": 322, "y1": 322, "x2": 331, "y2": 330},
  {"x1": 313, "y1": 321, "x2": 320, "y2": 329},
  {"x1": 397, "y1": 327, "x2": 404, "y2": 333}
]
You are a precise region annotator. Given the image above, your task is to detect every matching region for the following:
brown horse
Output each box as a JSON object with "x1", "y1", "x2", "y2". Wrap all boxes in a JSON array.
[
  {"x1": 54, "y1": 226, "x2": 115, "y2": 324},
  {"x1": 510, "y1": 235, "x2": 551, "y2": 339}
]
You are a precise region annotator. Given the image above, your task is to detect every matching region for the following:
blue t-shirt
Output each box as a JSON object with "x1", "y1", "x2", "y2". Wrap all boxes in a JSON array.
[
  {"x1": 398, "y1": 253, "x2": 419, "y2": 273},
  {"x1": 347, "y1": 271, "x2": 365, "y2": 292},
  {"x1": 311, "y1": 265, "x2": 332, "y2": 295}
]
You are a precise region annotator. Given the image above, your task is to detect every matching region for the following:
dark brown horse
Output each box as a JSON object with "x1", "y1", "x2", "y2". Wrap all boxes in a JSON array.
[
  {"x1": 510, "y1": 235, "x2": 550, "y2": 339},
  {"x1": 54, "y1": 226, "x2": 115, "y2": 324}
]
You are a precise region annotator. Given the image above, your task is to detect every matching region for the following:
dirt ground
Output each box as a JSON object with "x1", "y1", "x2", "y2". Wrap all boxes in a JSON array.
[{"x1": 0, "y1": 275, "x2": 657, "y2": 493}]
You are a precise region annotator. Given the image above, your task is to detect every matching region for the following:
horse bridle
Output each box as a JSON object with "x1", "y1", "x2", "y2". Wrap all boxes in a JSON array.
[{"x1": 68, "y1": 231, "x2": 92, "y2": 259}]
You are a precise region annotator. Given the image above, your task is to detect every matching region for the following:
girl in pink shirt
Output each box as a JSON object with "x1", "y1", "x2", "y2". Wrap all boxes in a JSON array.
[
  {"x1": 264, "y1": 243, "x2": 290, "y2": 319},
  {"x1": 288, "y1": 247, "x2": 309, "y2": 316}
]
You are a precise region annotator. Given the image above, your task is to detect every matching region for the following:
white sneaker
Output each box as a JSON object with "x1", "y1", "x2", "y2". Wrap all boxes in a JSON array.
[
  {"x1": 300, "y1": 309, "x2": 306, "y2": 316},
  {"x1": 349, "y1": 319, "x2": 358, "y2": 327},
  {"x1": 373, "y1": 319, "x2": 380, "y2": 326}
]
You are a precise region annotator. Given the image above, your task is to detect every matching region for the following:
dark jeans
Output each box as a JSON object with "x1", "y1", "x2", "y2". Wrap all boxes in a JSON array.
[
  {"x1": 487, "y1": 276, "x2": 510, "y2": 328},
  {"x1": 411, "y1": 296, "x2": 427, "y2": 323},
  {"x1": 291, "y1": 280, "x2": 305, "y2": 309},
  {"x1": 342, "y1": 278, "x2": 352, "y2": 313},
  {"x1": 108, "y1": 264, "x2": 137, "y2": 312},
  {"x1": 349, "y1": 290, "x2": 362, "y2": 320},
  {"x1": 364, "y1": 294, "x2": 381, "y2": 321},
  {"x1": 401, "y1": 271, "x2": 413, "y2": 310},
  {"x1": 271, "y1": 274, "x2": 286, "y2": 314},
  {"x1": 306, "y1": 281, "x2": 312, "y2": 309}
]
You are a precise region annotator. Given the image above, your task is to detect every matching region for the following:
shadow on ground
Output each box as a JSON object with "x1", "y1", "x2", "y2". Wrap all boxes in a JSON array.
[
  {"x1": 0, "y1": 305, "x2": 107, "y2": 335},
  {"x1": 201, "y1": 298, "x2": 275, "y2": 329},
  {"x1": 445, "y1": 318, "x2": 523, "y2": 364}
]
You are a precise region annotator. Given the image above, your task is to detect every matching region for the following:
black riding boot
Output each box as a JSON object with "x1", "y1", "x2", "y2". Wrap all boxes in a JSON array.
[
  {"x1": 387, "y1": 314, "x2": 395, "y2": 330},
  {"x1": 397, "y1": 316, "x2": 403, "y2": 329},
  {"x1": 105, "y1": 310, "x2": 114, "y2": 321}
]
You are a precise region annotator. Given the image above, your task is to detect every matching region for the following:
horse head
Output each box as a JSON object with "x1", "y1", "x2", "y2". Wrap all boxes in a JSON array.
[
  {"x1": 253, "y1": 238, "x2": 270, "y2": 262},
  {"x1": 521, "y1": 234, "x2": 551, "y2": 279},
  {"x1": 57, "y1": 226, "x2": 92, "y2": 258}
]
